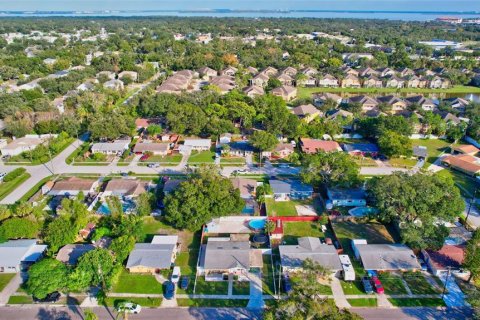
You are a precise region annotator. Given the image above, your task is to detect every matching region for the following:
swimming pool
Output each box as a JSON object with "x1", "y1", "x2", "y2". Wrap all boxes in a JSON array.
[
  {"x1": 348, "y1": 207, "x2": 378, "y2": 217},
  {"x1": 444, "y1": 236, "x2": 465, "y2": 246},
  {"x1": 248, "y1": 219, "x2": 266, "y2": 230},
  {"x1": 97, "y1": 200, "x2": 136, "y2": 215}
]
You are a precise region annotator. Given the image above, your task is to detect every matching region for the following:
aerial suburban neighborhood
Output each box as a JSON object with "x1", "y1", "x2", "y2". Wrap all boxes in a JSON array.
[{"x1": 0, "y1": 7, "x2": 480, "y2": 320}]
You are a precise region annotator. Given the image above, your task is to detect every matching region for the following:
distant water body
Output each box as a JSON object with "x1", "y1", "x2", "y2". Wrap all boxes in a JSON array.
[{"x1": 1, "y1": 9, "x2": 479, "y2": 21}]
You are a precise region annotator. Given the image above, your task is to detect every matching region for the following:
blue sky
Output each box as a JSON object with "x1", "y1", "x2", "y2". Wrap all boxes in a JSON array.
[{"x1": 1, "y1": 1, "x2": 479, "y2": 12}]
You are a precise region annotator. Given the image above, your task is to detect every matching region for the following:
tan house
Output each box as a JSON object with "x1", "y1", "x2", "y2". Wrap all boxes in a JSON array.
[
  {"x1": 406, "y1": 95, "x2": 436, "y2": 111},
  {"x1": 358, "y1": 67, "x2": 378, "y2": 77},
  {"x1": 262, "y1": 66, "x2": 279, "y2": 77},
  {"x1": 103, "y1": 178, "x2": 150, "y2": 199},
  {"x1": 300, "y1": 67, "x2": 318, "y2": 77},
  {"x1": 362, "y1": 75, "x2": 383, "y2": 88},
  {"x1": 377, "y1": 95, "x2": 407, "y2": 113},
  {"x1": 243, "y1": 85, "x2": 264, "y2": 98},
  {"x1": 348, "y1": 95, "x2": 379, "y2": 112},
  {"x1": 271, "y1": 85, "x2": 297, "y2": 101},
  {"x1": 313, "y1": 93, "x2": 343, "y2": 107},
  {"x1": 341, "y1": 74, "x2": 361, "y2": 88},
  {"x1": 405, "y1": 75, "x2": 427, "y2": 88},
  {"x1": 133, "y1": 142, "x2": 170, "y2": 156},
  {"x1": 385, "y1": 75, "x2": 405, "y2": 88},
  {"x1": 220, "y1": 66, "x2": 238, "y2": 76},
  {"x1": 429, "y1": 76, "x2": 451, "y2": 89},
  {"x1": 276, "y1": 73, "x2": 295, "y2": 86},
  {"x1": 281, "y1": 66, "x2": 297, "y2": 77},
  {"x1": 249, "y1": 72, "x2": 269, "y2": 87},
  {"x1": 126, "y1": 236, "x2": 179, "y2": 273},
  {"x1": 45, "y1": 177, "x2": 99, "y2": 196},
  {"x1": 292, "y1": 104, "x2": 322, "y2": 123},
  {"x1": 198, "y1": 66, "x2": 218, "y2": 79},
  {"x1": 317, "y1": 74, "x2": 339, "y2": 87}
]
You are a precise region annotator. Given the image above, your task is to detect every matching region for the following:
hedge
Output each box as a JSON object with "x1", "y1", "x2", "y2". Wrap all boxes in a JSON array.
[{"x1": 3, "y1": 168, "x2": 26, "y2": 182}]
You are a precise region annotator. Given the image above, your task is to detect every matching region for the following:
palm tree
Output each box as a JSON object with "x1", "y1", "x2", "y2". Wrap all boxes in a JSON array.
[{"x1": 264, "y1": 220, "x2": 276, "y2": 236}]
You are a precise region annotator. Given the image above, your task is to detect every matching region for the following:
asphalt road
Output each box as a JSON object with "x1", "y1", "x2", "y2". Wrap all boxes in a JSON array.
[
  {"x1": 0, "y1": 306, "x2": 261, "y2": 320},
  {"x1": 351, "y1": 306, "x2": 473, "y2": 320}
]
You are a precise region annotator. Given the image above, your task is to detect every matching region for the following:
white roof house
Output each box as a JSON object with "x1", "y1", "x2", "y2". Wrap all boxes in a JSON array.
[
  {"x1": 0, "y1": 239, "x2": 47, "y2": 273},
  {"x1": 91, "y1": 139, "x2": 130, "y2": 155},
  {"x1": 103, "y1": 79, "x2": 124, "y2": 91},
  {"x1": 181, "y1": 139, "x2": 211, "y2": 153},
  {"x1": 0, "y1": 137, "x2": 44, "y2": 156}
]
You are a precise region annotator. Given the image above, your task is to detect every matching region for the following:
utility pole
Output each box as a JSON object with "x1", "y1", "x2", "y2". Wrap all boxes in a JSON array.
[
  {"x1": 466, "y1": 188, "x2": 478, "y2": 227},
  {"x1": 442, "y1": 267, "x2": 451, "y2": 299}
]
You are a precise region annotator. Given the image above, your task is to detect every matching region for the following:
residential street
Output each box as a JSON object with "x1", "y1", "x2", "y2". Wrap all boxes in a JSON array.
[
  {"x1": 0, "y1": 306, "x2": 261, "y2": 320},
  {"x1": 351, "y1": 307, "x2": 473, "y2": 320}
]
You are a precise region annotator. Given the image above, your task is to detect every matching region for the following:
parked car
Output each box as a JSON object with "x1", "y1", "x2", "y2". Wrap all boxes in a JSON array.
[
  {"x1": 362, "y1": 277, "x2": 374, "y2": 294},
  {"x1": 163, "y1": 281, "x2": 175, "y2": 300},
  {"x1": 418, "y1": 258, "x2": 428, "y2": 272},
  {"x1": 179, "y1": 276, "x2": 190, "y2": 290},
  {"x1": 171, "y1": 266, "x2": 181, "y2": 283},
  {"x1": 116, "y1": 302, "x2": 141, "y2": 314},
  {"x1": 33, "y1": 292, "x2": 61, "y2": 304},
  {"x1": 370, "y1": 276, "x2": 384, "y2": 294},
  {"x1": 140, "y1": 154, "x2": 150, "y2": 161},
  {"x1": 282, "y1": 274, "x2": 292, "y2": 294},
  {"x1": 147, "y1": 163, "x2": 159, "y2": 168},
  {"x1": 233, "y1": 169, "x2": 247, "y2": 174},
  {"x1": 0, "y1": 172, "x2": 6, "y2": 181}
]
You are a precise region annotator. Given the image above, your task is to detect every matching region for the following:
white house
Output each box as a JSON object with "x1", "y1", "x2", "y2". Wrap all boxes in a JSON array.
[
  {"x1": 91, "y1": 139, "x2": 131, "y2": 155},
  {"x1": 182, "y1": 139, "x2": 211, "y2": 152},
  {"x1": 0, "y1": 240, "x2": 47, "y2": 273},
  {"x1": 0, "y1": 137, "x2": 45, "y2": 156},
  {"x1": 103, "y1": 79, "x2": 124, "y2": 91}
]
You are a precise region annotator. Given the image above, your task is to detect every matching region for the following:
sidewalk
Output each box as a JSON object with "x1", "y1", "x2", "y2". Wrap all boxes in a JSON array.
[
  {"x1": 330, "y1": 276, "x2": 350, "y2": 309},
  {"x1": 0, "y1": 273, "x2": 21, "y2": 306},
  {"x1": 440, "y1": 274, "x2": 469, "y2": 308}
]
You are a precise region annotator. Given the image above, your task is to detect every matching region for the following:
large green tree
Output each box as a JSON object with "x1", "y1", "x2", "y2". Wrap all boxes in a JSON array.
[
  {"x1": 26, "y1": 258, "x2": 69, "y2": 299},
  {"x1": 301, "y1": 152, "x2": 360, "y2": 188},
  {"x1": 367, "y1": 172, "x2": 464, "y2": 250},
  {"x1": 464, "y1": 229, "x2": 480, "y2": 283},
  {"x1": 377, "y1": 130, "x2": 412, "y2": 157},
  {"x1": 164, "y1": 166, "x2": 244, "y2": 231},
  {"x1": 69, "y1": 248, "x2": 117, "y2": 291},
  {"x1": 250, "y1": 130, "x2": 278, "y2": 152},
  {"x1": 0, "y1": 218, "x2": 39, "y2": 240}
]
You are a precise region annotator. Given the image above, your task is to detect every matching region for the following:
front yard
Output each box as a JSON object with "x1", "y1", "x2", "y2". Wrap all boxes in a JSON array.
[
  {"x1": 194, "y1": 277, "x2": 229, "y2": 295},
  {"x1": 341, "y1": 280, "x2": 367, "y2": 295},
  {"x1": 111, "y1": 269, "x2": 163, "y2": 294},
  {"x1": 347, "y1": 298, "x2": 378, "y2": 307},
  {"x1": 144, "y1": 154, "x2": 183, "y2": 164},
  {"x1": 402, "y1": 272, "x2": 440, "y2": 294},
  {"x1": 377, "y1": 273, "x2": 408, "y2": 295},
  {"x1": 104, "y1": 296, "x2": 162, "y2": 308},
  {"x1": 0, "y1": 274, "x2": 15, "y2": 291},
  {"x1": 187, "y1": 150, "x2": 215, "y2": 164},
  {"x1": 283, "y1": 221, "x2": 325, "y2": 245},
  {"x1": 388, "y1": 297, "x2": 446, "y2": 307},
  {"x1": 177, "y1": 298, "x2": 249, "y2": 307},
  {"x1": 232, "y1": 281, "x2": 250, "y2": 295}
]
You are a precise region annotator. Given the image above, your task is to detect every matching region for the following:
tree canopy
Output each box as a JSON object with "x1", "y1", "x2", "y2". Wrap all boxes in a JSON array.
[{"x1": 367, "y1": 172, "x2": 464, "y2": 250}]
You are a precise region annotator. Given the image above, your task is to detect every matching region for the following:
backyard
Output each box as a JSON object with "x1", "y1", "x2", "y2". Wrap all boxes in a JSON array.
[
  {"x1": 283, "y1": 221, "x2": 325, "y2": 245},
  {"x1": 266, "y1": 198, "x2": 319, "y2": 217},
  {"x1": 262, "y1": 255, "x2": 277, "y2": 296}
]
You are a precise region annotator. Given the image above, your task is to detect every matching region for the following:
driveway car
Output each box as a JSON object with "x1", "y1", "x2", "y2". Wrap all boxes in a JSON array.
[
  {"x1": 33, "y1": 292, "x2": 61, "y2": 304},
  {"x1": 362, "y1": 277, "x2": 374, "y2": 294},
  {"x1": 163, "y1": 281, "x2": 175, "y2": 300},
  {"x1": 116, "y1": 302, "x2": 141, "y2": 314},
  {"x1": 179, "y1": 275, "x2": 190, "y2": 290},
  {"x1": 171, "y1": 266, "x2": 181, "y2": 283},
  {"x1": 282, "y1": 274, "x2": 292, "y2": 293},
  {"x1": 371, "y1": 276, "x2": 384, "y2": 294}
]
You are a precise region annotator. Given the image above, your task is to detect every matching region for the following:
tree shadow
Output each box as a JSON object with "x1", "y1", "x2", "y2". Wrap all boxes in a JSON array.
[{"x1": 36, "y1": 308, "x2": 72, "y2": 320}]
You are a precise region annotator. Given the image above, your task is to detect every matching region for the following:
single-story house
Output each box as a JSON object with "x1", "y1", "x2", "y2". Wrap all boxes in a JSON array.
[
  {"x1": 413, "y1": 146, "x2": 428, "y2": 159},
  {"x1": 96, "y1": 71, "x2": 116, "y2": 80},
  {"x1": 300, "y1": 138, "x2": 342, "y2": 154},
  {"x1": 352, "y1": 240, "x2": 421, "y2": 271},
  {"x1": 56, "y1": 244, "x2": 95, "y2": 265},
  {"x1": 326, "y1": 188, "x2": 367, "y2": 208},
  {"x1": 231, "y1": 178, "x2": 257, "y2": 199},
  {"x1": 133, "y1": 142, "x2": 170, "y2": 156},
  {"x1": 199, "y1": 237, "x2": 263, "y2": 281},
  {"x1": 263, "y1": 143, "x2": 295, "y2": 159},
  {"x1": 103, "y1": 79, "x2": 124, "y2": 91},
  {"x1": 279, "y1": 237, "x2": 342, "y2": 273},
  {"x1": 269, "y1": 179, "x2": 313, "y2": 201},
  {"x1": 313, "y1": 93, "x2": 343, "y2": 107},
  {"x1": 44, "y1": 177, "x2": 98, "y2": 196},
  {"x1": 0, "y1": 239, "x2": 47, "y2": 273},
  {"x1": 226, "y1": 141, "x2": 255, "y2": 157},
  {"x1": 442, "y1": 154, "x2": 480, "y2": 176},
  {"x1": 317, "y1": 74, "x2": 339, "y2": 88},
  {"x1": 406, "y1": 95, "x2": 436, "y2": 111},
  {"x1": 0, "y1": 137, "x2": 45, "y2": 156},
  {"x1": 243, "y1": 85, "x2": 264, "y2": 98},
  {"x1": 91, "y1": 139, "x2": 131, "y2": 155},
  {"x1": 104, "y1": 178, "x2": 150, "y2": 198},
  {"x1": 198, "y1": 66, "x2": 218, "y2": 79},
  {"x1": 118, "y1": 71, "x2": 138, "y2": 82},
  {"x1": 343, "y1": 143, "x2": 380, "y2": 157},
  {"x1": 422, "y1": 245, "x2": 465, "y2": 276},
  {"x1": 163, "y1": 179, "x2": 182, "y2": 195},
  {"x1": 341, "y1": 74, "x2": 361, "y2": 88},
  {"x1": 126, "y1": 236, "x2": 179, "y2": 273},
  {"x1": 182, "y1": 139, "x2": 211, "y2": 152},
  {"x1": 452, "y1": 145, "x2": 479, "y2": 156}
]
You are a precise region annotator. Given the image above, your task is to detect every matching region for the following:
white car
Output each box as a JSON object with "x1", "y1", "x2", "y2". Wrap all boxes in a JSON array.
[
  {"x1": 117, "y1": 302, "x2": 141, "y2": 314},
  {"x1": 171, "y1": 266, "x2": 181, "y2": 283},
  {"x1": 0, "y1": 172, "x2": 6, "y2": 181}
]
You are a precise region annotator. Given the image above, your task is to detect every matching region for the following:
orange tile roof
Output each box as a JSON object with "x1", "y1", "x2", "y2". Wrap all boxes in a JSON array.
[{"x1": 300, "y1": 138, "x2": 341, "y2": 154}]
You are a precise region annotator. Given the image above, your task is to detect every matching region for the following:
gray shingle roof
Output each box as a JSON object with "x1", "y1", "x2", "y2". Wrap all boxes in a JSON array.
[
  {"x1": 126, "y1": 243, "x2": 176, "y2": 269},
  {"x1": 203, "y1": 239, "x2": 251, "y2": 270},
  {"x1": 279, "y1": 237, "x2": 342, "y2": 270},
  {"x1": 356, "y1": 244, "x2": 421, "y2": 271}
]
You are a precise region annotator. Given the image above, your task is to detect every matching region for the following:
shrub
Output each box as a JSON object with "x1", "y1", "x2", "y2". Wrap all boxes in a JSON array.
[{"x1": 2, "y1": 168, "x2": 26, "y2": 182}]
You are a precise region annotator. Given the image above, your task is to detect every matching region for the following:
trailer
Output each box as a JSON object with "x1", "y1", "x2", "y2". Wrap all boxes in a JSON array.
[{"x1": 339, "y1": 254, "x2": 355, "y2": 281}]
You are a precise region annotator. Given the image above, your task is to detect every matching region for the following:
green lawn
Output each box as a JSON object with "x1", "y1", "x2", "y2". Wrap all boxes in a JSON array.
[
  {"x1": 104, "y1": 297, "x2": 162, "y2": 308},
  {"x1": 262, "y1": 255, "x2": 277, "y2": 296},
  {"x1": 377, "y1": 274, "x2": 408, "y2": 295},
  {"x1": 0, "y1": 274, "x2": 15, "y2": 291},
  {"x1": 187, "y1": 151, "x2": 215, "y2": 163},
  {"x1": 403, "y1": 272, "x2": 440, "y2": 294},
  {"x1": 221, "y1": 156, "x2": 246, "y2": 164},
  {"x1": 296, "y1": 85, "x2": 480, "y2": 99},
  {"x1": 194, "y1": 277, "x2": 229, "y2": 295},
  {"x1": 436, "y1": 169, "x2": 479, "y2": 197},
  {"x1": 347, "y1": 298, "x2": 378, "y2": 307},
  {"x1": 146, "y1": 154, "x2": 183, "y2": 163},
  {"x1": 352, "y1": 156, "x2": 378, "y2": 167},
  {"x1": 7, "y1": 295, "x2": 33, "y2": 304},
  {"x1": 389, "y1": 157, "x2": 418, "y2": 168},
  {"x1": 177, "y1": 298, "x2": 249, "y2": 307},
  {"x1": 265, "y1": 198, "x2": 298, "y2": 217},
  {"x1": 411, "y1": 139, "x2": 454, "y2": 165},
  {"x1": 232, "y1": 281, "x2": 250, "y2": 295},
  {"x1": 388, "y1": 298, "x2": 446, "y2": 307},
  {"x1": 283, "y1": 221, "x2": 325, "y2": 245},
  {"x1": 111, "y1": 269, "x2": 163, "y2": 294},
  {"x1": 0, "y1": 172, "x2": 31, "y2": 201},
  {"x1": 341, "y1": 280, "x2": 367, "y2": 295}
]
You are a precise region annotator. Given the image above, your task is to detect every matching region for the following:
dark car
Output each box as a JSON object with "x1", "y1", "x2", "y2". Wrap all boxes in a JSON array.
[
  {"x1": 179, "y1": 276, "x2": 190, "y2": 290},
  {"x1": 361, "y1": 277, "x2": 374, "y2": 294},
  {"x1": 282, "y1": 274, "x2": 292, "y2": 293},
  {"x1": 33, "y1": 292, "x2": 61, "y2": 303},
  {"x1": 163, "y1": 281, "x2": 175, "y2": 300}
]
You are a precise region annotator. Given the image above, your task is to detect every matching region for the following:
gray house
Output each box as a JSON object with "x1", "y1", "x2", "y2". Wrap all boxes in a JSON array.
[
  {"x1": 326, "y1": 188, "x2": 367, "y2": 208},
  {"x1": 126, "y1": 236, "x2": 178, "y2": 273},
  {"x1": 0, "y1": 240, "x2": 47, "y2": 273},
  {"x1": 279, "y1": 237, "x2": 342, "y2": 273}
]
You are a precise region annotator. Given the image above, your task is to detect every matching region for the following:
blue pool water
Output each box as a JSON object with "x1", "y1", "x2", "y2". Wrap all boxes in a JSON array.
[
  {"x1": 242, "y1": 206, "x2": 255, "y2": 215},
  {"x1": 97, "y1": 200, "x2": 136, "y2": 215},
  {"x1": 249, "y1": 219, "x2": 266, "y2": 229},
  {"x1": 348, "y1": 207, "x2": 378, "y2": 217}
]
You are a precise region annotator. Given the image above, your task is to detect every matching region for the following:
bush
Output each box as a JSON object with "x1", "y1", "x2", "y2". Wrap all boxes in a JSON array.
[
  {"x1": 0, "y1": 217, "x2": 39, "y2": 239},
  {"x1": 2, "y1": 168, "x2": 26, "y2": 182},
  {"x1": 90, "y1": 153, "x2": 107, "y2": 162}
]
